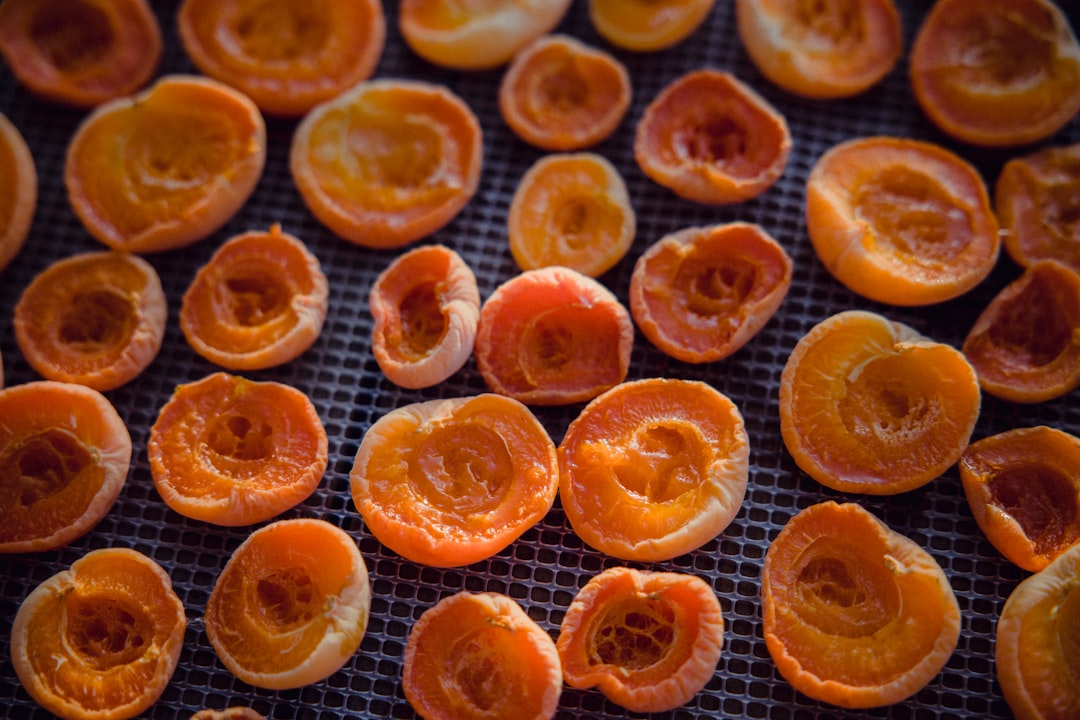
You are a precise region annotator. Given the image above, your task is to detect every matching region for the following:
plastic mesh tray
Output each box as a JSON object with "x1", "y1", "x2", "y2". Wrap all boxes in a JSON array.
[{"x1": 1, "y1": 1, "x2": 1078, "y2": 718}]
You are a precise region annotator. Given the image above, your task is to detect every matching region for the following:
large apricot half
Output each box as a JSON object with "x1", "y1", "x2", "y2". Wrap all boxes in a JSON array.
[
  {"x1": 350, "y1": 394, "x2": 559, "y2": 567},
  {"x1": 14, "y1": 251, "x2": 167, "y2": 391},
  {"x1": 556, "y1": 566, "x2": 725, "y2": 713},
  {"x1": 11, "y1": 547, "x2": 185, "y2": 720},
  {"x1": 629, "y1": 222, "x2": 792, "y2": 363},
  {"x1": 779, "y1": 310, "x2": 981, "y2": 495},
  {"x1": 403, "y1": 591, "x2": 563, "y2": 720},
  {"x1": 589, "y1": 0, "x2": 716, "y2": 52},
  {"x1": 805, "y1": 135, "x2": 1000, "y2": 306},
  {"x1": 910, "y1": 0, "x2": 1080, "y2": 148},
  {"x1": 290, "y1": 78, "x2": 483, "y2": 249},
  {"x1": 65, "y1": 74, "x2": 267, "y2": 254},
  {"x1": 634, "y1": 69, "x2": 791, "y2": 205},
  {"x1": 558, "y1": 377, "x2": 749, "y2": 562},
  {"x1": 959, "y1": 426, "x2": 1080, "y2": 572},
  {"x1": 0, "y1": 381, "x2": 131, "y2": 553},
  {"x1": 762, "y1": 501, "x2": 961, "y2": 708},
  {"x1": 178, "y1": 0, "x2": 386, "y2": 117},
  {"x1": 0, "y1": 112, "x2": 35, "y2": 273},
  {"x1": 962, "y1": 260, "x2": 1080, "y2": 403},
  {"x1": 204, "y1": 517, "x2": 371, "y2": 690},
  {"x1": 0, "y1": 0, "x2": 162, "y2": 107}
]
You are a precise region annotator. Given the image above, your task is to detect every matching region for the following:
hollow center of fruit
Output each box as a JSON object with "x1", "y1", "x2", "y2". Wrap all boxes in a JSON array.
[
  {"x1": 450, "y1": 629, "x2": 514, "y2": 712},
  {"x1": 207, "y1": 414, "x2": 274, "y2": 462},
  {"x1": 676, "y1": 257, "x2": 755, "y2": 319},
  {"x1": 539, "y1": 66, "x2": 588, "y2": 113},
  {"x1": 225, "y1": 275, "x2": 289, "y2": 327},
  {"x1": 675, "y1": 116, "x2": 749, "y2": 172},
  {"x1": 66, "y1": 596, "x2": 151, "y2": 670},
  {"x1": 792, "y1": 543, "x2": 899, "y2": 637},
  {"x1": 254, "y1": 567, "x2": 319, "y2": 631},
  {"x1": 988, "y1": 464, "x2": 1079, "y2": 558},
  {"x1": 61, "y1": 289, "x2": 135, "y2": 355},
  {"x1": 128, "y1": 116, "x2": 236, "y2": 194},
  {"x1": 839, "y1": 356, "x2": 940, "y2": 452},
  {"x1": 399, "y1": 282, "x2": 447, "y2": 357},
  {"x1": 347, "y1": 118, "x2": 442, "y2": 190},
  {"x1": 984, "y1": 276, "x2": 1074, "y2": 367},
  {"x1": 230, "y1": 1, "x2": 329, "y2": 61},
  {"x1": 612, "y1": 423, "x2": 704, "y2": 503},
  {"x1": 521, "y1": 316, "x2": 574, "y2": 379},
  {"x1": 796, "y1": 0, "x2": 863, "y2": 46},
  {"x1": 29, "y1": 1, "x2": 112, "y2": 72},
  {"x1": 589, "y1": 597, "x2": 675, "y2": 670},
  {"x1": 411, "y1": 425, "x2": 512, "y2": 514},
  {"x1": 952, "y1": 14, "x2": 1052, "y2": 88},
  {"x1": 3, "y1": 429, "x2": 92, "y2": 508}
]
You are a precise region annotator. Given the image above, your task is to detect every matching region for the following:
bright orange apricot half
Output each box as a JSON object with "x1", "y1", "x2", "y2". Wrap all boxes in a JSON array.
[
  {"x1": 779, "y1": 310, "x2": 981, "y2": 495},
  {"x1": 557, "y1": 566, "x2": 724, "y2": 713},
  {"x1": 11, "y1": 547, "x2": 185, "y2": 720},
  {"x1": 589, "y1": 0, "x2": 716, "y2": 52},
  {"x1": 0, "y1": 112, "x2": 35, "y2": 273}
]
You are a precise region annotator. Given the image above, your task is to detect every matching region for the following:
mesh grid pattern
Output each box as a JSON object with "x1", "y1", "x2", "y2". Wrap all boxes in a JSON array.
[{"x1": 1, "y1": 1, "x2": 1078, "y2": 718}]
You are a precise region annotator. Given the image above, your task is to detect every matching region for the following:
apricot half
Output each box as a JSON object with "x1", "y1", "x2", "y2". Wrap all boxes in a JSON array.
[{"x1": 0, "y1": 112, "x2": 35, "y2": 273}]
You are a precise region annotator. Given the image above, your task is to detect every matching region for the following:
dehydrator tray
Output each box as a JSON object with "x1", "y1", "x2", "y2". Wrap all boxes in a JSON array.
[{"x1": 2, "y1": 1, "x2": 1078, "y2": 718}]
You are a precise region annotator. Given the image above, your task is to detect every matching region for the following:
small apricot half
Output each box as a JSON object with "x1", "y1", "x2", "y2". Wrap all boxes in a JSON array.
[
  {"x1": 634, "y1": 69, "x2": 791, "y2": 205},
  {"x1": 403, "y1": 591, "x2": 563, "y2": 720},
  {"x1": 629, "y1": 222, "x2": 792, "y2": 363},
  {"x1": 204, "y1": 518, "x2": 371, "y2": 690},
  {"x1": 559, "y1": 377, "x2": 749, "y2": 562},
  {"x1": 11, "y1": 547, "x2": 186, "y2": 720},
  {"x1": 589, "y1": 0, "x2": 716, "y2": 52},
  {"x1": 65, "y1": 74, "x2": 267, "y2": 254},
  {"x1": 0, "y1": 112, "x2": 36, "y2": 273},
  {"x1": 779, "y1": 310, "x2": 981, "y2": 495},
  {"x1": 556, "y1": 566, "x2": 725, "y2": 713},
  {"x1": 762, "y1": 501, "x2": 961, "y2": 708}
]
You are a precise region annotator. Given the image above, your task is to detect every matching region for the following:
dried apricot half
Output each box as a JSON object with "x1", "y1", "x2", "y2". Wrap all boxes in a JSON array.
[
  {"x1": 962, "y1": 260, "x2": 1080, "y2": 403},
  {"x1": 779, "y1": 310, "x2": 981, "y2": 495},
  {"x1": 290, "y1": 78, "x2": 483, "y2": 249},
  {"x1": 498, "y1": 34, "x2": 632, "y2": 151},
  {"x1": 0, "y1": 381, "x2": 131, "y2": 553},
  {"x1": 910, "y1": 0, "x2": 1080, "y2": 147},
  {"x1": 191, "y1": 709, "x2": 265, "y2": 720},
  {"x1": 589, "y1": 0, "x2": 716, "y2": 52},
  {"x1": 634, "y1": 69, "x2": 791, "y2": 205},
  {"x1": 556, "y1": 566, "x2": 724, "y2": 713},
  {"x1": 369, "y1": 244, "x2": 480, "y2": 389},
  {"x1": 475, "y1": 266, "x2": 634, "y2": 405},
  {"x1": 14, "y1": 251, "x2": 167, "y2": 391},
  {"x1": 11, "y1": 547, "x2": 185, "y2": 720},
  {"x1": 959, "y1": 426, "x2": 1080, "y2": 572},
  {"x1": 177, "y1": 0, "x2": 386, "y2": 117},
  {"x1": 204, "y1": 517, "x2": 371, "y2": 690},
  {"x1": 180, "y1": 224, "x2": 329, "y2": 371},
  {"x1": 65, "y1": 74, "x2": 267, "y2": 254},
  {"x1": 0, "y1": 112, "x2": 35, "y2": 273},
  {"x1": 0, "y1": 0, "x2": 162, "y2": 107},
  {"x1": 805, "y1": 135, "x2": 1000, "y2": 306},
  {"x1": 403, "y1": 591, "x2": 562, "y2": 720},
  {"x1": 350, "y1": 394, "x2": 559, "y2": 567},
  {"x1": 507, "y1": 152, "x2": 635, "y2": 278},
  {"x1": 629, "y1": 222, "x2": 792, "y2": 363},
  {"x1": 558, "y1": 377, "x2": 749, "y2": 562}
]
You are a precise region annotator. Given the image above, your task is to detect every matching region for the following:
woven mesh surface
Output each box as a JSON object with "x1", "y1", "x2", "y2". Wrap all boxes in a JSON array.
[{"x1": 1, "y1": 1, "x2": 1079, "y2": 718}]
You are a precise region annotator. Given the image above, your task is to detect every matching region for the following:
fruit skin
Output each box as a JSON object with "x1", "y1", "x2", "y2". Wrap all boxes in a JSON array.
[{"x1": 0, "y1": 111, "x2": 36, "y2": 273}]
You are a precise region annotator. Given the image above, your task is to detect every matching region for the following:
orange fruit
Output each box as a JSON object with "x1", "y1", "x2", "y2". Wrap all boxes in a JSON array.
[
  {"x1": 0, "y1": 111, "x2": 36, "y2": 273},
  {"x1": 190, "y1": 710, "x2": 265, "y2": 720},
  {"x1": 588, "y1": 0, "x2": 716, "y2": 52}
]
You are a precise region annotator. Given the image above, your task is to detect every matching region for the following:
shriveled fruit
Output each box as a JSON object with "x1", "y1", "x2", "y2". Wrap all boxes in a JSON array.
[
  {"x1": 589, "y1": 0, "x2": 716, "y2": 52},
  {"x1": 475, "y1": 266, "x2": 634, "y2": 405},
  {"x1": 350, "y1": 394, "x2": 558, "y2": 567},
  {"x1": 630, "y1": 222, "x2": 792, "y2": 363},
  {"x1": 403, "y1": 591, "x2": 562, "y2": 720},
  {"x1": 779, "y1": 310, "x2": 981, "y2": 495},
  {"x1": 805, "y1": 135, "x2": 999, "y2": 306},
  {"x1": 962, "y1": 260, "x2": 1080, "y2": 403},
  {"x1": 204, "y1": 518, "x2": 371, "y2": 689},
  {"x1": 177, "y1": 0, "x2": 386, "y2": 116},
  {"x1": 290, "y1": 78, "x2": 482, "y2": 249},
  {"x1": 369, "y1": 244, "x2": 480, "y2": 389},
  {"x1": 180, "y1": 224, "x2": 328, "y2": 371},
  {"x1": 634, "y1": 69, "x2": 791, "y2": 205},
  {"x1": 148, "y1": 372, "x2": 328, "y2": 527},
  {"x1": 762, "y1": 501, "x2": 961, "y2": 708},
  {"x1": 507, "y1": 152, "x2": 635, "y2": 278},
  {"x1": 0, "y1": 112, "x2": 35, "y2": 273},
  {"x1": 557, "y1": 566, "x2": 724, "y2": 713},
  {"x1": 959, "y1": 426, "x2": 1080, "y2": 572},
  {"x1": 14, "y1": 251, "x2": 167, "y2": 391},
  {"x1": 11, "y1": 547, "x2": 185, "y2": 720},
  {"x1": 65, "y1": 74, "x2": 266, "y2": 253},
  {"x1": 559, "y1": 378, "x2": 749, "y2": 562}
]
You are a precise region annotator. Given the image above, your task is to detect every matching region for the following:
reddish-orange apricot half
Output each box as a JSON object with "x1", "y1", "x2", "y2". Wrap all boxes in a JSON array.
[
  {"x1": 14, "y1": 251, "x2": 167, "y2": 391},
  {"x1": 0, "y1": 381, "x2": 131, "y2": 553},
  {"x1": 350, "y1": 394, "x2": 559, "y2": 567},
  {"x1": 178, "y1": 0, "x2": 386, "y2": 117},
  {"x1": 779, "y1": 310, "x2": 981, "y2": 495},
  {"x1": 762, "y1": 502, "x2": 961, "y2": 708},
  {"x1": 634, "y1": 69, "x2": 791, "y2": 205},
  {"x1": 205, "y1": 518, "x2": 371, "y2": 690},
  {"x1": 557, "y1": 566, "x2": 724, "y2": 713},
  {"x1": 630, "y1": 222, "x2": 792, "y2": 363},
  {"x1": 0, "y1": 0, "x2": 162, "y2": 107},
  {"x1": 403, "y1": 591, "x2": 563, "y2": 720},
  {"x1": 0, "y1": 112, "x2": 35, "y2": 273},
  {"x1": 559, "y1": 377, "x2": 749, "y2": 562},
  {"x1": 369, "y1": 244, "x2": 480, "y2": 389},
  {"x1": 589, "y1": 0, "x2": 716, "y2": 52},
  {"x1": 65, "y1": 74, "x2": 266, "y2": 254},
  {"x1": 11, "y1": 547, "x2": 185, "y2": 720},
  {"x1": 959, "y1": 426, "x2": 1080, "y2": 572}
]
